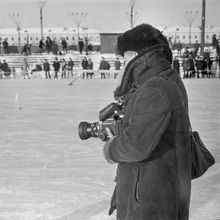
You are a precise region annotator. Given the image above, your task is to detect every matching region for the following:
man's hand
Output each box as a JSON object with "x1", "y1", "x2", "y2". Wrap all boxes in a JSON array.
[{"x1": 103, "y1": 127, "x2": 116, "y2": 164}]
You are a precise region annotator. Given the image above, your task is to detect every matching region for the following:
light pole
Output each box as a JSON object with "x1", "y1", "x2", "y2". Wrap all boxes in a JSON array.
[
  {"x1": 200, "y1": 0, "x2": 206, "y2": 55},
  {"x1": 126, "y1": 0, "x2": 138, "y2": 28},
  {"x1": 36, "y1": 0, "x2": 48, "y2": 40},
  {"x1": 185, "y1": 10, "x2": 199, "y2": 45},
  {"x1": 8, "y1": 13, "x2": 22, "y2": 45},
  {"x1": 68, "y1": 12, "x2": 87, "y2": 41}
]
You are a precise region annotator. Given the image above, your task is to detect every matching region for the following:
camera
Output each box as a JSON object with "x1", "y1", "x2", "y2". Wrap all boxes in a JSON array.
[{"x1": 78, "y1": 102, "x2": 124, "y2": 141}]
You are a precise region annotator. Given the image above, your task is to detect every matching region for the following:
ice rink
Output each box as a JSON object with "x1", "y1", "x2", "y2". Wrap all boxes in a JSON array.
[{"x1": 0, "y1": 78, "x2": 219, "y2": 220}]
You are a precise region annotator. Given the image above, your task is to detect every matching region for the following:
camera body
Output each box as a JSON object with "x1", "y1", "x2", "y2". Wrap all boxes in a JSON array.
[{"x1": 78, "y1": 102, "x2": 124, "y2": 141}]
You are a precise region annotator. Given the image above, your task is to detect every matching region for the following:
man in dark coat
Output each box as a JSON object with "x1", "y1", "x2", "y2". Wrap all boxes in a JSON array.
[
  {"x1": 99, "y1": 57, "x2": 110, "y2": 79},
  {"x1": 103, "y1": 24, "x2": 191, "y2": 220},
  {"x1": 43, "y1": 59, "x2": 51, "y2": 79},
  {"x1": 53, "y1": 57, "x2": 60, "y2": 79},
  {"x1": 81, "y1": 57, "x2": 88, "y2": 79}
]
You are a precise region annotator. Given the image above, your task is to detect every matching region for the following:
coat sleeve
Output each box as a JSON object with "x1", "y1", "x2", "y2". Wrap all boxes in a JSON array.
[{"x1": 104, "y1": 86, "x2": 171, "y2": 163}]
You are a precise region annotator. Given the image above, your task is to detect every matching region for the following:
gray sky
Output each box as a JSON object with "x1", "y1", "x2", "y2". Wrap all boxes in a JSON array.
[{"x1": 0, "y1": 0, "x2": 219, "y2": 32}]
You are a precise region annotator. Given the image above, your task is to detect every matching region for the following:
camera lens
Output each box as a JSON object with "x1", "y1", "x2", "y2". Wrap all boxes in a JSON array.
[{"x1": 78, "y1": 121, "x2": 93, "y2": 140}]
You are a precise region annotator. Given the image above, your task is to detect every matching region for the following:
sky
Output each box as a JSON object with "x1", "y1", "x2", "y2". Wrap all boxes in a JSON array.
[{"x1": 0, "y1": 0, "x2": 219, "y2": 32}]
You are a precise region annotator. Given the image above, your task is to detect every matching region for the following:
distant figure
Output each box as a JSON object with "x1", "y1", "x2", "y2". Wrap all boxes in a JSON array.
[
  {"x1": 61, "y1": 38, "x2": 68, "y2": 54},
  {"x1": 81, "y1": 57, "x2": 88, "y2": 79},
  {"x1": 114, "y1": 57, "x2": 121, "y2": 79},
  {"x1": 212, "y1": 34, "x2": 218, "y2": 48},
  {"x1": 99, "y1": 57, "x2": 110, "y2": 79},
  {"x1": 87, "y1": 58, "x2": 94, "y2": 79},
  {"x1": 21, "y1": 58, "x2": 30, "y2": 79},
  {"x1": 43, "y1": 59, "x2": 51, "y2": 79},
  {"x1": 183, "y1": 47, "x2": 190, "y2": 58},
  {"x1": 193, "y1": 40, "x2": 200, "y2": 57},
  {"x1": 182, "y1": 57, "x2": 190, "y2": 78},
  {"x1": 87, "y1": 43, "x2": 93, "y2": 54},
  {"x1": 173, "y1": 57, "x2": 180, "y2": 74},
  {"x1": 78, "y1": 38, "x2": 84, "y2": 54},
  {"x1": 60, "y1": 58, "x2": 67, "y2": 79},
  {"x1": 3, "y1": 39, "x2": 8, "y2": 54},
  {"x1": 176, "y1": 40, "x2": 182, "y2": 57},
  {"x1": 45, "y1": 36, "x2": 52, "y2": 53},
  {"x1": 53, "y1": 57, "x2": 60, "y2": 79},
  {"x1": 39, "y1": 38, "x2": 45, "y2": 53},
  {"x1": 84, "y1": 36, "x2": 89, "y2": 55},
  {"x1": 51, "y1": 39, "x2": 58, "y2": 55},
  {"x1": 67, "y1": 57, "x2": 74, "y2": 78}
]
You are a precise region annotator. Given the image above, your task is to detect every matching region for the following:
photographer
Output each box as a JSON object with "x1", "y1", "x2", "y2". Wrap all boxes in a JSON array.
[{"x1": 103, "y1": 24, "x2": 191, "y2": 220}]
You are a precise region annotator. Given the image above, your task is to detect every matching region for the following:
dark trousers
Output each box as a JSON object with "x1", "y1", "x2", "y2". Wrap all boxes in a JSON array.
[
  {"x1": 45, "y1": 71, "x2": 51, "y2": 79},
  {"x1": 54, "y1": 71, "x2": 59, "y2": 79}
]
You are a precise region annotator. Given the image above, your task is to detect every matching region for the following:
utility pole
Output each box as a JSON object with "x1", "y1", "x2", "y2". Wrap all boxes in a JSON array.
[
  {"x1": 8, "y1": 13, "x2": 22, "y2": 45},
  {"x1": 37, "y1": 0, "x2": 48, "y2": 40},
  {"x1": 200, "y1": 0, "x2": 206, "y2": 56},
  {"x1": 126, "y1": 0, "x2": 138, "y2": 29}
]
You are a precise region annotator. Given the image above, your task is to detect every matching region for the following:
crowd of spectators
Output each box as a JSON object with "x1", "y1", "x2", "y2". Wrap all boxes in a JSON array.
[{"x1": 0, "y1": 33, "x2": 220, "y2": 80}]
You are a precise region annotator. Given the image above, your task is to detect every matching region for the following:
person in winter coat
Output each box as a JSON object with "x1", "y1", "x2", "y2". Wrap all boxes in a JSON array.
[
  {"x1": 173, "y1": 57, "x2": 180, "y2": 74},
  {"x1": 81, "y1": 57, "x2": 88, "y2": 79},
  {"x1": 103, "y1": 23, "x2": 191, "y2": 220},
  {"x1": 43, "y1": 59, "x2": 51, "y2": 79},
  {"x1": 21, "y1": 58, "x2": 30, "y2": 79},
  {"x1": 67, "y1": 57, "x2": 74, "y2": 78},
  {"x1": 99, "y1": 57, "x2": 110, "y2": 79},
  {"x1": 53, "y1": 57, "x2": 60, "y2": 79}
]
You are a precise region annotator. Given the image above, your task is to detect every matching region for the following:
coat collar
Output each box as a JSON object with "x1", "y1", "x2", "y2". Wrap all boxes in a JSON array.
[{"x1": 114, "y1": 44, "x2": 172, "y2": 98}]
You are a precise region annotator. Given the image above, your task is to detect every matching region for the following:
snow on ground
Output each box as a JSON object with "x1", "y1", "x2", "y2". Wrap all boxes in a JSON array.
[{"x1": 0, "y1": 78, "x2": 219, "y2": 220}]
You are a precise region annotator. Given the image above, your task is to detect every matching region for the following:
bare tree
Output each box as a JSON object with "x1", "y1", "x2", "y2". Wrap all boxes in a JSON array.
[
  {"x1": 8, "y1": 13, "x2": 22, "y2": 45},
  {"x1": 126, "y1": 0, "x2": 138, "y2": 28},
  {"x1": 36, "y1": 0, "x2": 48, "y2": 40}
]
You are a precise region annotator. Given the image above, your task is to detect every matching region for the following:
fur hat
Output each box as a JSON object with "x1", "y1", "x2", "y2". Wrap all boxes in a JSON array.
[{"x1": 117, "y1": 23, "x2": 169, "y2": 56}]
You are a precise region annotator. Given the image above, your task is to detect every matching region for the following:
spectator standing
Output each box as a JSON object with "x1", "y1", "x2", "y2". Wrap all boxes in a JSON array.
[
  {"x1": 81, "y1": 57, "x2": 88, "y2": 79},
  {"x1": 99, "y1": 57, "x2": 110, "y2": 79},
  {"x1": 87, "y1": 58, "x2": 94, "y2": 79},
  {"x1": 183, "y1": 47, "x2": 190, "y2": 58},
  {"x1": 78, "y1": 38, "x2": 84, "y2": 54},
  {"x1": 67, "y1": 57, "x2": 74, "y2": 78},
  {"x1": 193, "y1": 40, "x2": 200, "y2": 57},
  {"x1": 21, "y1": 58, "x2": 30, "y2": 79},
  {"x1": 3, "y1": 39, "x2": 8, "y2": 54},
  {"x1": 53, "y1": 57, "x2": 60, "y2": 79},
  {"x1": 51, "y1": 39, "x2": 58, "y2": 55},
  {"x1": 39, "y1": 38, "x2": 45, "y2": 53},
  {"x1": 212, "y1": 34, "x2": 218, "y2": 48},
  {"x1": 45, "y1": 36, "x2": 52, "y2": 53},
  {"x1": 60, "y1": 58, "x2": 67, "y2": 79},
  {"x1": 114, "y1": 57, "x2": 121, "y2": 79},
  {"x1": 173, "y1": 57, "x2": 180, "y2": 74},
  {"x1": 84, "y1": 36, "x2": 89, "y2": 55},
  {"x1": 43, "y1": 59, "x2": 51, "y2": 79},
  {"x1": 61, "y1": 38, "x2": 68, "y2": 54},
  {"x1": 182, "y1": 57, "x2": 190, "y2": 78},
  {"x1": 87, "y1": 43, "x2": 93, "y2": 54},
  {"x1": 176, "y1": 40, "x2": 182, "y2": 57},
  {"x1": 188, "y1": 54, "x2": 195, "y2": 78},
  {"x1": 210, "y1": 59, "x2": 217, "y2": 78}
]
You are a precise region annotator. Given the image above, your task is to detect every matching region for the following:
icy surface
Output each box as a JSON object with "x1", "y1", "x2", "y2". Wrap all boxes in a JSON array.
[{"x1": 0, "y1": 78, "x2": 219, "y2": 220}]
